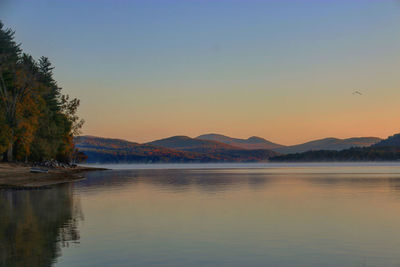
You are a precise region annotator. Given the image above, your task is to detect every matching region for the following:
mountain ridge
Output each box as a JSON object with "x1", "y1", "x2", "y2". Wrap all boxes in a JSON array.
[
  {"x1": 270, "y1": 133, "x2": 400, "y2": 162},
  {"x1": 196, "y1": 133, "x2": 284, "y2": 150},
  {"x1": 75, "y1": 135, "x2": 277, "y2": 163},
  {"x1": 196, "y1": 133, "x2": 381, "y2": 153},
  {"x1": 146, "y1": 135, "x2": 242, "y2": 153},
  {"x1": 275, "y1": 137, "x2": 382, "y2": 154},
  {"x1": 74, "y1": 134, "x2": 383, "y2": 163},
  {"x1": 373, "y1": 134, "x2": 400, "y2": 148}
]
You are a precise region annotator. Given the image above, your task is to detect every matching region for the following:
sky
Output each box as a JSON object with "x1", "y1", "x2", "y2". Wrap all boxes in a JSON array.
[{"x1": 1, "y1": 0, "x2": 400, "y2": 145}]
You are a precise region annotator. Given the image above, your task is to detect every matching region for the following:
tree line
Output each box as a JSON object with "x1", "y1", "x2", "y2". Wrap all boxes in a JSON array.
[
  {"x1": 0, "y1": 21, "x2": 83, "y2": 162},
  {"x1": 270, "y1": 147, "x2": 400, "y2": 162}
]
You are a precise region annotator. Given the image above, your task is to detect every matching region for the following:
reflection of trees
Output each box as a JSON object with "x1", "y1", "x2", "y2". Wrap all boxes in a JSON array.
[
  {"x1": 303, "y1": 174, "x2": 400, "y2": 188},
  {"x1": 388, "y1": 178, "x2": 400, "y2": 194},
  {"x1": 302, "y1": 174, "x2": 400, "y2": 196},
  {"x1": 0, "y1": 184, "x2": 82, "y2": 267}
]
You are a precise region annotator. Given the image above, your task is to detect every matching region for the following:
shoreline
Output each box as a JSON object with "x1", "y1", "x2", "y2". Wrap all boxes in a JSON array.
[{"x1": 0, "y1": 163, "x2": 108, "y2": 189}]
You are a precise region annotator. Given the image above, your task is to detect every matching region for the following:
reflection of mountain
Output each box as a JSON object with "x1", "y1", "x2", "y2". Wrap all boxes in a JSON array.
[
  {"x1": 388, "y1": 178, "x2": 400, "y2": 193},
  {"x1": 0, "y1": 184, "x2": 82, "y2": 267},
  {"x1": 77, "y1": 169, "x2": 400, "y2": 196},
  {"x1": 76, "y1": 169, "x2": 273, "y2": 192},
  {"x1": 302, "y1": 174, "x2": 400, "y2": 187}
]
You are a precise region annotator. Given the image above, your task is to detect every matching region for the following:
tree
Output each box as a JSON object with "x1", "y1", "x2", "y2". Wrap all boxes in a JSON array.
[
  {"x1": 0, "y1": 21, "x2": 21, "y2": 161},
  {"x1": 0, "y1": 21, "x2": 84, "y2": 162},
  {"x1": 13, "y1": 54, "x2": 43, "y2": 161}
]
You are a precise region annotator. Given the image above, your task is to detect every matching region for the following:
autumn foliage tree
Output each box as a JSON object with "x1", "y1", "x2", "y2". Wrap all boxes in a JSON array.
[{"x1": 0, "y1": 22, "x2": 84, "y2": 162}]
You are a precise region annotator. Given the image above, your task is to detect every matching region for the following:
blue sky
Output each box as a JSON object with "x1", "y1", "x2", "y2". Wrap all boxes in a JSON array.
[{"x1": 1, "y1": 0, "x2": 400, "y2": 144}]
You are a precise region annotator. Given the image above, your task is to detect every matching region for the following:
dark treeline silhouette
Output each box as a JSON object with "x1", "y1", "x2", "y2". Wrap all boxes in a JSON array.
[
  {"x1": 0, "y1": 22, "x2": 83, "y2": 162},
  {"x1": 270, "y1": 147, "x2": 400, "y2": 162}
]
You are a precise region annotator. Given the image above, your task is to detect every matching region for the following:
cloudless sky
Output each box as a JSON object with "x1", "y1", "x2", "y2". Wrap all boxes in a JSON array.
[{"x1": 1, "y1": 0, "x2": 400, "y2": 145}]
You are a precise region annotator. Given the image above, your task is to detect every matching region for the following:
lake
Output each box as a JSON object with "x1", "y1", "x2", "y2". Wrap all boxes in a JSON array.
[{"x1": 2, "y1": 163, "x2": 400, "y2": 267}]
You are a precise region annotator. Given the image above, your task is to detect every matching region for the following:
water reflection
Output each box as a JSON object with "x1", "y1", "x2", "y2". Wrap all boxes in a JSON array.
[
  {"x1": 388, "y1": 178, "x2": 400, "y2": 192},
  {"x1": 0, "y1": 184, "x2": 82, "y2": 267},
  {"x1": 76, "y1": 169, "x2": 274, "y2": 193},
  {"x1": 70, "y1": 168, "x2": 400, "y2": 267},
  {"x1": 3, "y1": 166, "x2": 400, "y2": 267},
  {"x1": 77, "y1": 169, "x2": 400, "y2": 195},
  {"x1": 299, "y1": 173, "x2": 400, "y2": 190}
]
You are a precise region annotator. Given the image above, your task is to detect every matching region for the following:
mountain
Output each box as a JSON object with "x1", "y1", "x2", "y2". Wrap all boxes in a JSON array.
[
  {"x1": 373, "y1": 134, "x2": 400, "y2": 148},
  {"x1": 275, "y1": 137, "x2": 381, "y2": 154},
  {"x1": 146, "y1": 135, "x2": 242, "y2": 153},
  {"x1": 195, "y1": 133, "x2": 381, "y2": 153},
  {"x1": 75, "y1": 136, "x2": 278, "y2": 163},
  {"x1": 75, "y1": 135, "x2": 141, "y2": 150},
  {"x1": 75, "y1": 136, "x2": 201, "y2": 163},
  {"x1": 75, "y1": 134, "x2": 383, "y2": 163},
  {"x1": 270, "y1": 134, "x2": 399, "y2": 162},
  {"x1": 196, "y1": 134, "x2": 284, "y2": 150}
]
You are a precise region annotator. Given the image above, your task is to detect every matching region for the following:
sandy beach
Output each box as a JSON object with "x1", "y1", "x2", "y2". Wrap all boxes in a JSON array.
[{"x1": 0, "y1": 163, "x2": 107, "y2": 189}]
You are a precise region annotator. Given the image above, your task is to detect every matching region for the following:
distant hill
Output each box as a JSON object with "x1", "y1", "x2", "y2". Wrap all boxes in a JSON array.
[
  {"x1": 146, "y1": 135, "x2": 242, "y2": 153},
  {"x1": 373, "y1": 134, "x2": 400, "y2": 148},
  {"x1": 146, "y1": 135, "x2": 277, "y2": 160},
  {"x1": 196, "y1": 133, "x2": 284, "y2": 150},
  {"x1": 275, "y1": 137, "x2": 381, "y2": 154},
  {"x1": 75, "y1": 136, "x2": 278, "y2": 163},
  {"x1": 75, "y1": 136, "x2": 202, "y2": 163},
  {"x1": 75, "y1": 134, "x2": 384, "y2": 163},
  {"x1": 75, "y1": 135, "x2": 141, "y2": 150},
  {"x1": 270, "y1": 134, "x2": 399, "y2": 162},
  {"x1": 195, "y1": 134, "x2": 381, "y2": 153}
]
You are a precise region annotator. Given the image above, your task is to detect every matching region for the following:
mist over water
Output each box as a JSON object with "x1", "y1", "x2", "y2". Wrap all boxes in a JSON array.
[
  {"x1": 2, "y1": 163, "x2": 400, "y2": 266},
  {"x1": 82, "y1": 162, "x2": 400, "y2": 170}
]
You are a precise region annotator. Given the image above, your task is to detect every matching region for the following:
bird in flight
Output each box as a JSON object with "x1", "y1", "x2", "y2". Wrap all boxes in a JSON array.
[{"x1": 353, "y1": 91, "x2": 362, "y2": 95}]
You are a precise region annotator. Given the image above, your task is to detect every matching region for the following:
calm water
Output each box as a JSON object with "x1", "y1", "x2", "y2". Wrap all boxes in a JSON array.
[{"x1": 2, "y1": 163, "x2": 400, "y2": 267}]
